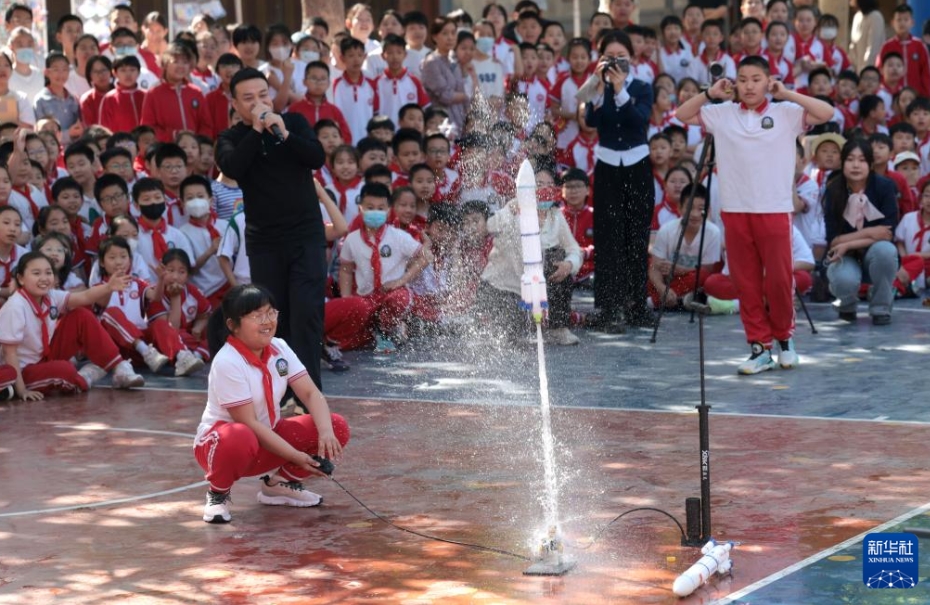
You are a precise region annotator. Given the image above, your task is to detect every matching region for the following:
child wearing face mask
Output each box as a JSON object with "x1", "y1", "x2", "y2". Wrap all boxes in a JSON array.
[
  {"x1": 131, "y1": 177, "x2": 195, "y2": 275},
  {"x1": 803, "y1": 15, "x2": 851, "y2": 80},
  {"x1": 177, "y1": 175, "x2": 228, "y2": 307}
]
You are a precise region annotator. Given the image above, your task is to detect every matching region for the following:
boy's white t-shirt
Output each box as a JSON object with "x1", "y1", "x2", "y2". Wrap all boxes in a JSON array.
[
  {"x1": 468, "y1": 57, "x2": 505, "y2": 103},
  {"x1": 100, "y1": 277, "x2": 150, "y2": 329},
  {"x1": 339, "y1": 225, "x2": 421, "y2": 296},
  {"x1": 179, "y1": 222, "x2": 227, "y2": 297},
  {"x1": 218, "y1": 212, "x2": 251, "y2": 286},
  {"x1": 136, "y1": 224, "x2": 195, "y2": 273},
  {"x1": 0, "y1": 244, "x2": 30, "y2": 287},
  {"x1": 652, "y1": 219, "x2": 722, "y2": 268},
  {"x1": 10, "y1": 65, "x2": 44, "y2": 103},
  {"x1": 699, "y1": 100, "x2": 806, "y2": 213},
  {"x1": 8, "y1": 184, "x2": 48, "y2": 235},
  {"x1": 895, "y1": 211, "x2": 930, "y2": 290},
  {"x1": 793, "y1": 173, "x2": 826, "y2": 247},
  {"x1": 0, "y1": 289, "x2": 71, "y2": 367},
  {"x1": 195, "y1": 337, "x2": 307, "y2": 443}
]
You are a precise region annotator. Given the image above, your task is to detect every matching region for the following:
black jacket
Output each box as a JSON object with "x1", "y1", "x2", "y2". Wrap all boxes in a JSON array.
[{"x1": 217, "y1": 112, "x2": 326, "y2": 250}]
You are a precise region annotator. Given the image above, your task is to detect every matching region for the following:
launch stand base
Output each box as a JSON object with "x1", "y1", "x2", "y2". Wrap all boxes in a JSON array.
[{"x1": 523, "y1": 557, "x2": 577, "y2": 576}]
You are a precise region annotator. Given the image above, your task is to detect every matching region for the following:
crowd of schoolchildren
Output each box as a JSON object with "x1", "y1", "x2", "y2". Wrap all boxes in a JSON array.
[{"x1": 0, "y1": 0, "x2": 929, "y2": 401}]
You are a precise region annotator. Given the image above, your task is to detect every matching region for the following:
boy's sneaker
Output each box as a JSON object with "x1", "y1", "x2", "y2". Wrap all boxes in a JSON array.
[
  {"x1": 707, "y1": 296, "x2": 738, "y2": 315},
  {"x1": 78, "y1": 363, "x2": 107, "y2": 389},
  {"x1": 322, "y1": 341, "x2": 350, "y2": 372},
  {"x1": 175, "y1": 350, "x2": 206, "y2": 377},
  {"x1": 546, "y1": 327, "x2": 580, "y2": 346},
  {"x1": 737, "y1": 342, "x2": 777, "y2": 375},
  {"x1": 777, "y1": 338, "x2": 799, "y2": 369},
  {"x1": 0, "y1": 385, "x2": 14, "y2": 401},
  {"x1": 257, "y1": 475, "x2": 322, "y2": 507},
  {"x1": 143, "y1": 347, "x2": 170, "y2": 373},
  {"x1": 111, "y1": 360, "x2": 145, "y2": 389},
  {"x1": 373, "y1": 333, "x2": 398, "y2": 354},
  {"x1": 203, "y1": 490, "x2": 232, "y2": 523}
]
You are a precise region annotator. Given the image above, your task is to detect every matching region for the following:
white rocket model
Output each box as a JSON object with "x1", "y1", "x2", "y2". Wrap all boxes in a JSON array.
[
  {"x1": 672, "y1": 539, "x2": 735, "y2": 598},
  {"x1": 516, "y1": 160, "x2": 548, "y2": 323}
]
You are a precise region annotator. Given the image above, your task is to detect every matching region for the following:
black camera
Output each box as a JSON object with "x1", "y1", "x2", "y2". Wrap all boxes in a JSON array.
[{"x1": 602, "y1": 56, "x2": 630, "y2": 81}]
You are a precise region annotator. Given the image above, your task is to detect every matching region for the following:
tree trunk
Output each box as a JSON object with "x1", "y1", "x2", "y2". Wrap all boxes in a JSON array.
[{"x1": 303, "y1": 0, "x2": 345, "y2": 36}]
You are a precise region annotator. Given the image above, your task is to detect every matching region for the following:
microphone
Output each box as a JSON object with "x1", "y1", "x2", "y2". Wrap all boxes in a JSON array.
[{"x1": 270, "y1": 123, "x2": 285, "y2": 142}]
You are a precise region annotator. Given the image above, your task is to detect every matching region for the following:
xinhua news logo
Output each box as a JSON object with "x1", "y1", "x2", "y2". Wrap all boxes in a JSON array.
[{"x1": 862, "y1": 533, "x2": 918, "y2": 589}]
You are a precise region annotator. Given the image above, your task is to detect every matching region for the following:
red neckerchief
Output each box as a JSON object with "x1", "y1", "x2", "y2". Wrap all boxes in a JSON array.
[
  {"x1": 795, "y1": 32, "x2": 813, "y2": 58},
  {"x1": 226, "y1": 335, "x2": 279, "y2": 427},
  {"x1": 652, "y1": 168, "x2": 666, "y2": 186},
  {"x1": 573, "y1": 134, "x2": 596, "y2": 171},
  {"x1": 700, "y1": 48, "x2": 725, "y2": 66},
  {"x1": 820, "y1": 41, "x2": 836, "y2": 70},
  {"x1": 765, "y1": 50, "x2": 785, "y2": 77},
  {"x1": 18, "y1": 290, "x2": 51, "y2": 359},
  {"x1": 139, "y1": 216, "x2": 169, "y2": 261},
  {"x1": 915, "y1": 213, "x2": 930, "y2": 253},
  {"x1": 739, "y1": 98, "x2": 770, "y2": 113},
  {"x1": 189, "y1": 215, "x2": 220, "y2": 240},
  {"x1": 659, "y1": 195, "x2": 681, "y2": 218},
  {"x1": 662, "y1": 42, "x2": 683, "y2": 55},
  {"x1": 815, "y1": 168, "x2": 831, "y2": 189},
  {"x1": 13, "y1": 186, "x2": 39, "y2": 219},
  {"x1": 683, "y1": 32, "x2": 700, "y2": 56},
  {"x1": 359, "y1": 224, "x2": 388, "y2": 292},
  {"x1": 68, "y1": 214, "x2": 87, "y2": 249},
  {"x1": 333, "y1": 176, "x2": 362, "y2": 214},
  {"x1": 0, "y1": 245, "x2": 19, "y2": 287},
  {"x1": 796, "y1": 173, "x2": 811, "y2": 187}
]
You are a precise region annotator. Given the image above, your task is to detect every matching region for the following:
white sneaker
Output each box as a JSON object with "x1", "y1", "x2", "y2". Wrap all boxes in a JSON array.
[
  {"x1": 78, "y1": 363, "x2": 107, "y2": 389},
  {"x1": 175, "y1": 350, "x2": 205, "y2": 377},
  {"x1": 142, "y1": 347, "x2": 169, "y2": 373},
  {"x1": 777, "y1": 338, "x2": 799, "y2": 369},
  {"x1": 257, "y1": 475, "x2": 322, "y2": 507},
  {"x1": 737, "y1": 343, "x2": 777, "y2": 375},
  {"x1": 203, "y1": 490, "x2": 232, "y2": 523},
  {"x1": 111, "y1": 360, "x2": 145, "y2": 389},
  {"x1": 546, "y1": 327, "x2": 580, "y2": 346}
]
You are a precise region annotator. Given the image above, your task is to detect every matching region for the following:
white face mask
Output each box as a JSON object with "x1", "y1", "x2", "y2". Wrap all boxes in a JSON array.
[
  {"x1": 185, "y1": 197, "x2": 211, "y2": 218},
  {"x1": 114, "y1": 46, "x2": 138, "y2": 58},
  {"x1": 299, "y1": 50, "x2": 320, "y2": 63},
  {"x1": 819, "y1": 27, "x2": 838, "y2": 41},
  {"x1": 270, "y1": 46, "x2": 291, "y2": 61},
  {"x1": 475, "y1": 37, "x2": 494, "y2": 55},
  {"x1": 127, "y1": 237, "x2": 139, "y2": 254}
]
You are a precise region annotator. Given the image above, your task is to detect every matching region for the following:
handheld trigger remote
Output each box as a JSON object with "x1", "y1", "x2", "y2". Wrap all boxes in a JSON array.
[{"x1": 311, "y1": 455, "x2": 334, "y2": 475}]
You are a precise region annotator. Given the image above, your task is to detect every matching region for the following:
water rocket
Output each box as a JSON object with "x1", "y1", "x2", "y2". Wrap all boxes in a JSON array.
[
  {"x1": 516, "y1": 159, "x2": 549, "y2": 323},
  {"x1": 672, "y1": 538, "x2": 735, "y2": 597}
]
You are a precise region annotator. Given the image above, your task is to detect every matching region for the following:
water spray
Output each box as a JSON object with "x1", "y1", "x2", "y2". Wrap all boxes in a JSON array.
[{"x1": 516, "y1": 160, "x2": 576, "y2": 576}]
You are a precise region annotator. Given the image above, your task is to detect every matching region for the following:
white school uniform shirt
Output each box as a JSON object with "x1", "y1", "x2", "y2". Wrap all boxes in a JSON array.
[
  {"x1": 699, "y1": 100, "x2": 806, "y2": 213},
  {"x1": 404, "y1": 46, "x2": 431, "y2": 78},
  {"x1": 218, "y1": 212, "x2": 251, "y2": 285},
  {"x1": 374, "y1": 69, "x2": 431, "y2": 126},
  {"x1": 195, "y1": 337, "x2": 308, "y2": 443},
  {"x1": 179, "y1": 222, "x2": 227, "y2": 296},
  {"x1": 332, "y1": 74, "x2": 378, "y2": 145},
  {"x1": 689, "y1": 51, "x2": 736, "y2": 87},
  {"x1": 491, "y1": 38, "x2": 516, "y2": 77},
  {"x1": 0, "y1": 244, "x2": 29, "y2": 287},
  {"x1": 339, "y1": 225, "x2": 422, "y2": 296},
  {"x1": 0, "y1": 288, "x2": 71, "y2": 367},
  {"x1": 512, "y1": 77, "x2": 549, "y2": 131},
  {"x1": 88, "y1": 251, "x2": 154, "y2": 286},
  {"x1": 659, "y1": 43, "x2": 695, "y2": 85},
  {"x1": 136, "y1": 224, "x2": 195, "y2": 273},
  {"x1": 895, "y1": 211, "x2": 930, "y2": 288},
  {"x1": 363, "y1": 49, "x2": 387, "y2": 80},
  {"x1": 9, "y1": 66, "x2": 44, "y2": 103},
  {"x1": 66, "y1": 67, "x2": 91, "y2": 99},
  {"x1": 62, "y1": 271, "x2": 84, "y2": 291},
  {"x1": 551, "y1": 72, "x2": 587, "y2": 149},
  {"x1": 8, "y1": 185, "x2": 48, "y2": 235},
  {"x1": 652, "y1": 218, "x2": 722, "y2": 268},
  {"x1": 791, "y1": 225, "x2": 815, "y2": 266},
  {"x1": 793, "y1": 173, "x2": 826, "y2": 247},
  {"x1": 78, "y1": 194, "x2": 103, "y2": 224},
  {"x1": 917, "y1": 136, "x2": 930, "y2": 177},
  {"x1": 101, "y1": 277, "x2": 150, "y2": 330},
  {"x1": 0, "y1": 89, "x2": 36, "y2": 126}
]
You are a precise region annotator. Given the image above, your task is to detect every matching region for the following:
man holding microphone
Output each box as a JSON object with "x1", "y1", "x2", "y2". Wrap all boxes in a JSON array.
[{"x1": 217, "y1": 68, "x2": 328, "y2": 389}]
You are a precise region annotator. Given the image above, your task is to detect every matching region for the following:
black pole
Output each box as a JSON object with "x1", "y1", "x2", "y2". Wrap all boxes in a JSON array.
[
  {"x1": 796, "y1": 289, "x2": 818, "y2": 334},
  {"x1": 697, "y1": 306, "x2": 712, "y2": 542},
  {"x1": 688, "y1": 144, "x2": 716, "y2": 325}
]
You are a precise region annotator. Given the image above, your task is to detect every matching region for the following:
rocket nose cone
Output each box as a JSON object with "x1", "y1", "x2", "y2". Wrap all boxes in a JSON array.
[
  {"x1": 672, "y1": 576, "x2": 696, "y2": 597},
  {"x1": 516, "y1": 159, "x2": 536, "y2": 188}
]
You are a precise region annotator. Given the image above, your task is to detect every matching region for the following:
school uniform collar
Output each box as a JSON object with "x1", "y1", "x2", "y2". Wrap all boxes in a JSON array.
[
  {"x1": 384, "y1": 67, "x2": 408, "y2": 80},
  {"x1": 739, "y1": 98, "x2": 769, "y2": 114}
]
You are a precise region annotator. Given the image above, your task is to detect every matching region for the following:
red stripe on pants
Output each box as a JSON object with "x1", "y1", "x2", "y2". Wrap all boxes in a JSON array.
[
  {"x1": 721, "y1": 212, "x2": 795, "y2": 345},
  {"x1": 22, "y1": 307, "x2": 123, "y2": 393},
  {"x1": 193, "y1": 413, "x2": 351, "y2": 492},
  {"x1": 704, "y1": 270, "x2": 813, "y2": 300},
  {"x1": 324, "y1": 289, "x2": 413, "y2": 351},
  {"x1": 102, "y1": 308, "x2": 187, "y2": 361}
]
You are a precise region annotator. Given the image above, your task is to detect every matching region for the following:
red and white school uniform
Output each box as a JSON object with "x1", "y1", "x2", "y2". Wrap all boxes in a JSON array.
[
  {"x1": 0, "y1": 289, "x2": 122, "y2": 393},
  {"x1": 510, "y1": 76, "x2": 550, "y2": 131},
  {"x1": 550, "y1": 71, "x2": 589, "y2": 149},
  {"x1": 558, "y1": 132, "x2": 598, "y2": 178},
  {"x1": 217, "y1": 211, "x2": 250, "y2": 286},
  {"x1": 699, "y1": 99, "x2": 807, "y2": 347},
  {"x1": 374, "y1": 68, "x2": 431, "y2": 126},
  {"x1": 432, "y1": 167, "x2": 461, "y2": 203},
  {"x1": 804, "y1": 39, "x2": 850, "y2": 78},
  {"x1": 0, "y1": 244, "x2": 29, "y2": 289},
  {"x1": 180, "y1": 217, "x2": 229, "y2": 301},
  {"x1": 647, "y1": 216, "x2": 722, "y2": 306},
  {"x1": 491, "y1": 37, "x2": 517, "y2": 76},
  {"x1": 784, "y1": 32, "x2": 814, "y2": 65},
  {"x1": 324, "y1": 225, "x2": 422, "y2": 350},
  {"x1": 690, "y1": 50, "x2": 736, "y2": 87},
  {"x1": 877, "y1": 36, "x2": 930, "y2": 98},
  {"x1": 9, "y1": 185, "x2": 48, "y2": 235},
  {"x1": 193, "y1": 336, "x2": 351, "y2": 493},
  {"x1": 659, "y1": 43, "x2": 695, "y2": 86},
  {"x1": 792, "y1": 173, "x2": 825, "y2": 248},
  {"x1": 651, "y1": 196, "x2": 681, "y2": 231},
  {"x1": 894, "y1": 211, "x2": 930, "y2": 290},
  {"x1": 99, "y1": 84, "x2": 145, "y2": 134},
  {"x1": 331, "y1": 73, "x2": 378, "y2": 145},
  {"x1": 287, "y1": 96, "x2": 353, "y2": 143},
  {"x1": 79, "y1": 87, "x2": 107, "y2": 127},
  {"x1": 147, "y1": 283, "x2": 212, "y2": 360},
  {"x1": 136, "y1": 216, "x2": 195, "y2": 272},
  {"x1": 683, "y1": 32, "x2": 705, "y2": 59},
  {"x1": 764, "y1": 50, "x2": 795, "y2": 88},
  {"x1": 329, "y1": 177, "x2": 363, "y2": 227},
  {"x1": 631, "y1": 59, "x2": 657, "y2": 85},
  {"x1": 140, "y1": 81, "x2": 211, "y2": 143},
  {"x1": 562, "y1": 205, "x2": 594, "y2": 281}
]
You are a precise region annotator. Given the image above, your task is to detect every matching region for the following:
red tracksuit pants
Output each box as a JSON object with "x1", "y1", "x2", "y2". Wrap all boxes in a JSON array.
[
  {"x1": 23, "y1": 307, "x2": 123, "y2": 393},
  {"x1": 0, "y1": 364, "x2": 15, "y2": 388},
  {"x1": 193, "y1": 413, "x2": 351, "y2": 493},
  {"x1": 647, "y1": 269, "x2": 713, "y2": 307},
  {"x1": 101, "y1": 308, "x2": 208, "y2": 361},
  {"x1": 894, "y1": 254, "x2": 929, "y2": 294},
  {"x1": 722, "y1": 212, "x2": 795, "y2": 346},
  {"x1": 324, "y1": 288, "x2": 413, "y2": 351},
  {"x1": 705, "y1": 270, "x2": 813, "y2": 300}
]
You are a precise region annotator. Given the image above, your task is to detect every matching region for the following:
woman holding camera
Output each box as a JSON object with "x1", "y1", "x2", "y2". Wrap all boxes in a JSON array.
[{"x1": 585, "y1": 29, "x2": 655, "y2": 333}]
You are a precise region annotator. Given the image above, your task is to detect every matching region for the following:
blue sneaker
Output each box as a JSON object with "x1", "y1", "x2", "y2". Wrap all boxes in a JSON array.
[
  {"x1": 777, "y1": 338, "x2": 799, "y2": 369},
  {"x1": 737, "y1": 342, "x2": 776, "y2": 375},
  {"x1": 373, "y1": 333, "x2": 397, "y2": 354}
]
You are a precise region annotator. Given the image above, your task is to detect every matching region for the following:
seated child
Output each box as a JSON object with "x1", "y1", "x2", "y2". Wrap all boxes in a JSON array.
[
  {"x1": 88, "y1": 173, "x2": 133, "y2": 255},
  {"x1": 559, "y1": 168, "x2": 594, "y2": 283},
  {"x1": 33, "y1": 204, "x2": 87, "y2": 278},
  {"x1": 0, "y1": 205, "x2": 30, "y2": 306},
  {"x1": 647, "y1": 183, "x2": 722, "y2": 309},
  {"x1": 32, "y1": 232, "x2": 86, "y2": 291},
  {"x1": 652, "y1": 166, "x2": 692, "y2": 232},
  {"x1": 131, "y1": 177, "x2": 195, "y2": 274},
  {"x1": 893, "y1": 179, "x2": 930, "y2": 296},
  {"x1": 324, "y1": 183, "x2": 428, "y2": 353},
  {"x1": 0, "y1": 251, "x2": 146, "y2": 397},
  {"x1": 390, "y1": 186, "x2": 426, "y2": 239},
  {"x1": 177, "y1": 175, "x2": 228, "y2": 307},
  {"x1": 89, "y1": 214, "x2": 155, "y2": 285},
  {"x1": 476, "y1": 168, "x2": 583, "y2": 346}
]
